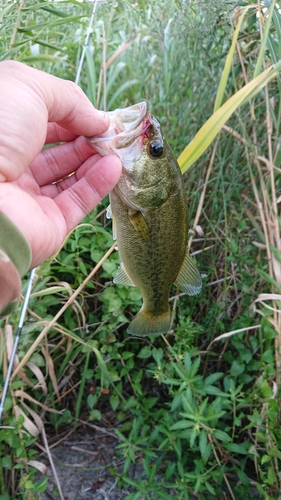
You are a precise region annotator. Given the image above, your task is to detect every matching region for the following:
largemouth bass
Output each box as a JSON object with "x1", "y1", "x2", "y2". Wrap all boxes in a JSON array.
[{"x1": 87, "y1": 101, "x2": 201, "y2": 337}]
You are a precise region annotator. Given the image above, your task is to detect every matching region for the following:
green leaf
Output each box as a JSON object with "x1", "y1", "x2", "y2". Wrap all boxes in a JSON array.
[
  {"x1": 205, "y1": 481, "x2": 216, "y2": 496},
  {"x1": 204, "y1": 372, "x2": 223, "y2": 386},
  {"x1": 41, "y1": 5, "x2": 72, "y2": 17},
  {"x1": 229, "y1": 238, "x2": 239, "y2": 255},
  {"x1": 152, "y1": 347, "x2": 163, "y2": 365},
  {"x1": 92, "y1": 346, "x2": 112, "y2": 382},
  {"x1": 254, "y1": 0, "x2": 276, "y2": 78},
  {"x1": 199, "y1": 430, "x2": 207, "y2": 457},
  {"x1": 230, "y1": 360, "x2": 245, "y2": 377},
  {"x1": 155, "y1": 491, "x2": 173, "y2": 500},
  {"x1": 223, "y1": 443, "x2": 249, "y2": 454},
  {"x1": 1, "y1": 454, "x2": 12, "y2": 470},
  {"x1": 170, "y1": 419, "x2": 194, "y2": 430},
  {"x1": 184, "y1": 352, "x2": 192, "y2": 373},
  {"x1": 261, "y1": 454, "x2": 271, "y2": 465},
  {"x1": 235, "y1": 466, "x2": 250, "y2": 486},
  {"x1": 212, "y1": 429, "x2": 232, "y2": 442},
  {"x1": 29, "y1": 352, "x2": 45, "y2": 367},
  {"x1": 20, "y1": 55, "x2": 62, "y2": 63},
  {"x1": 89, "y1": 409, "x2": 102, "y2": 421},
  {"x1": 102, "y1": 259, "x2": 117, "y2": 275},
  {"x1": 110, "y1": 395, "x2": 120, "y2": 411},
  {"x1": 266, "y1": 466, "x2": 277, "y2": 485},
  {"x1": 0, "y1": 492, "x2": 10, "y2": 500},
  {"x1": 87, "y1": 393, "x2": 97, "y2": 410},
  {"x1": 24, "y1": 480, "x2": 34, "y2": 490},
  {"x1": 165, "y1": 461, "x2": 176, "y2": 480},
  {"x1": 137, "y1": 346, "x2": 151, "y2": 358},
  {"x1": 33, "y1": 477, "x2": 48, "y2": 493},
  {"x1": 107, "y1": 79, "x2": 139, "y2": 110},
  {"x1": 177, "y1": 460, "x2": 185, "y2": 477},
  {"x1": 178, "y1": 61, "x2": 281, "y2": 173},
  {"x1": 260, "y1": 349, "x2": 274, "y2": 363},
  {"x1": 190, "y1": 426, "x2": 199, "y2": 448},
  {"x1": 256, "y1": 267, "x2": 281, "y2": 293},
  {"x1": 3, "y1": 396, "x2": 13, "y2": 412},
  {"x1": 121, "y1": 351, "x2": 134, "y2": 360},
  {"x1": 214, "y1": 6, "x2": 252, "y2": 111}
]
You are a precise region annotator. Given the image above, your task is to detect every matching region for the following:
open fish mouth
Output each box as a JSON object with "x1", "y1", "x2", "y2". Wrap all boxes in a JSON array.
[{"x1": 86, "y1": 101, "x2": 149, "y2": 162}]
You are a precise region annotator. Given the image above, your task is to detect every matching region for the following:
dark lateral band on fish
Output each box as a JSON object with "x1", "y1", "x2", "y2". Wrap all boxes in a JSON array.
[{"x1": 87, "y1": 101, "x2": 202, "y2": 337}]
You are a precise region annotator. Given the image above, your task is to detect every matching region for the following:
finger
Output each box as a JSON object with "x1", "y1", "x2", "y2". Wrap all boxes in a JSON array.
[
  {"x1": 39, "y1": 155, "x2": 103, "y2": 198},
  {"x1": 0, "y1": 61, "x2": 109, "y2": 182},
  {"x1": 3, "y1": 61, "x2": 109, "y2": 136},
  {"x1": 45, "y1": 122, "x2": 78, "y2": 144},
  {"x1": 54, "y1": 155, "x2": 122, "y2": 232},
  {"x1": 29, "y1": 136, "x2": 100, "y2": 186}
]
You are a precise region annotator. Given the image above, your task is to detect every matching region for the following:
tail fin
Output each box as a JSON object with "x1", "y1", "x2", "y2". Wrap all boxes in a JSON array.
[{"x1": 127, "y1": 308, "x2": 171, "y2": 337}]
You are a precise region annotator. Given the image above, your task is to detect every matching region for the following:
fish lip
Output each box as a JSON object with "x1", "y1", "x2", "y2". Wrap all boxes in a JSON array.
[
  {"x1": 86, "y1": 101, "x2": 149, "y2": 156},
  {"x1": 109, "y1": 101, "x2": 148, "y2": 134}
]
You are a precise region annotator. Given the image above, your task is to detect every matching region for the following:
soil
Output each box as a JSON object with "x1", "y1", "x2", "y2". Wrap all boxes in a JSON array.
[
  {"x1": 39, "y1": 421, "x2": 130, "y2": 500},
  {"x1": 38, "y1": 419, "x2": 199, "y2": 500},
  {"x1": 38, "y1": 420, "x2": 262, "y2": 500}
]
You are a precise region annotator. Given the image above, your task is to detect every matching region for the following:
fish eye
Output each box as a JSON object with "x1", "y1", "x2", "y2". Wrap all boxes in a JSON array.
[{"x1": 149, "y1": 140, "x2": 164, "y2": 158}]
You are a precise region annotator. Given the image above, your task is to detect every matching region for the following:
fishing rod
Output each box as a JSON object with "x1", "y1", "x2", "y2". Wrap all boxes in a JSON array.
[
  {"x1": 0, "y1": 269, "x2": 36, "y2": 425},
  {"x1": 0, "y1": 0, "x2": 99, "y2": 426}
]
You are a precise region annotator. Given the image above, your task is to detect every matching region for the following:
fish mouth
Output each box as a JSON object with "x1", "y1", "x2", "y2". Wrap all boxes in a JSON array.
[{"x1": 86, "y1": 101, "x2": 149, "y2": 161}]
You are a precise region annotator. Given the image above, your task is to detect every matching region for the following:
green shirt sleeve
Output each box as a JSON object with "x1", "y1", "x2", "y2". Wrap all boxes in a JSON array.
[{"x1": 0, "y1": 213, "x2": 32, "y2": 317}]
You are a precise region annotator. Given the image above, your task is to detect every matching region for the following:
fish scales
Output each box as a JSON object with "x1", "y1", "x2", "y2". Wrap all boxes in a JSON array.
[
  {"x1": 87, "y1": 101, "x2": 202, "y2": 337},
  {"x1": 111, "y1": 184, "x2": 187, "y2": 313}
]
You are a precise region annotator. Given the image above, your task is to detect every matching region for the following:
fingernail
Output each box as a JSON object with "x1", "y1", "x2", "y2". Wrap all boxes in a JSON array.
[
  {"x1": 0, "y1": 250, "x2": 10, "y2": 262},
  {"x1": 96, "y1": 109, "x2": 107, "y2": 119}
]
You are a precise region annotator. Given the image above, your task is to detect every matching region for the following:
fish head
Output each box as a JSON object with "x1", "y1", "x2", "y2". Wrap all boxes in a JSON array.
[
  {"x1": 87, "y1": 101, "x2": 181, "y2": 209},
  {"x1": 87, "y1": 101, "x2": 148, "y2": 162}
]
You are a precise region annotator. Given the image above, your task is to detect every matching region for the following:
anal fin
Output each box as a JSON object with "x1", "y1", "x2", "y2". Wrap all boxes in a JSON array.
[
  {"x1": 174, "y1": 250, "x2": 202, "y2": 296},
  {"x1": 113, "y1": 262, "x2": 136, "y2": 287}
]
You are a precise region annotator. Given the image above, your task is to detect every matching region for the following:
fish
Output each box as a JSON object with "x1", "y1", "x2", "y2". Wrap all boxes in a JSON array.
[{"x1": 87, "y1": 101, "x2": 202, "y2": 337}]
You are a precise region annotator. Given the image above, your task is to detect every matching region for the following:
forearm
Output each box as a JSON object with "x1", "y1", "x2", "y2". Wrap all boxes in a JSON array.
[{"x1": 0, "y1": 214, "x2": 31, "y2": 317}]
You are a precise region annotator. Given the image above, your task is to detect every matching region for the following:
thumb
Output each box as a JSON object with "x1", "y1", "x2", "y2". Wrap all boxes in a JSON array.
[{"x1": 0, "y1": 61, "x2": 109, "y2": 182}]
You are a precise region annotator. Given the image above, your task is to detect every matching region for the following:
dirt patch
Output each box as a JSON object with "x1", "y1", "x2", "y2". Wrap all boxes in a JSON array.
[
  {"x1": 38, "y1": 419, "x2": 197, "y2": 500},
  {"x1": 39, "y1": 421, "x2": 129, "y2": 500},
  {"x1": 38, "y1": 420, "x2": 262, "y2": 500}
]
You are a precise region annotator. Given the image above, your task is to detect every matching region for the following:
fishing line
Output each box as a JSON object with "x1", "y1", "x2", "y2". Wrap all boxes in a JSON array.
[
  {"x1": 0, "y1": 0, "x2": 99, "y2": 425},
  {"x1": 75, "y1": 0, "x2": 99, "y2": 86}
]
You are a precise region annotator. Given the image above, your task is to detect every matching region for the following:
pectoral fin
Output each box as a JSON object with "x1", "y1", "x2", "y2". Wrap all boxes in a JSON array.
[
  {"x1": 128, "y1": 209, "x2": 149, "y2": 241},
  {"x1": 106, "y1": 204, "x2": 117, "y2": 240},
  {"x1": 106, "y1": 204, "x2": 112, "y2": 220},
  {"x1": 113, "y1": 262, "x2": 136, "y2": 287},
  {"x1": 174, "y1": 250, "x2": 202, "y2": 296}
]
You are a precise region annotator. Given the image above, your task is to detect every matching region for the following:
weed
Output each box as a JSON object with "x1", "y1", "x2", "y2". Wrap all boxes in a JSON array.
[{"x1": 1, "y1": 1, "x2": 281, "y2": 499}]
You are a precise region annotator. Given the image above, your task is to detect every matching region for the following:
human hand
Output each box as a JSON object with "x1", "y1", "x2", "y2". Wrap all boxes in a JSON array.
[{"x1": 0, "y1": 61, "x2": 122, "y2": 268}]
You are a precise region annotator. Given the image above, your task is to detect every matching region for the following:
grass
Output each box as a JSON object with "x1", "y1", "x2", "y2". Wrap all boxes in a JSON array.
[{"x1": 1, "y1": 0, "x2": 281, "y2": 499}]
